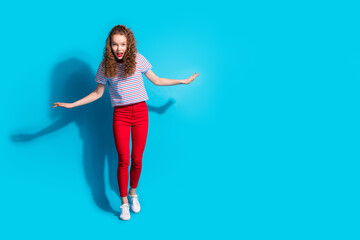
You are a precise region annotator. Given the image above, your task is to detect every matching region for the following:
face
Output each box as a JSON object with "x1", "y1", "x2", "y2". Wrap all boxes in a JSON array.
[{"x1": 111, "y1": 34, "x2": 127, "y2": 60}]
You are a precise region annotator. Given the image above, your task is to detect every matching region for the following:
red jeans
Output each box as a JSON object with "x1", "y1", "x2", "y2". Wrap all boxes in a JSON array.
[{"x1": 113, "y1": 101, "x2": 148, "y2": 197}]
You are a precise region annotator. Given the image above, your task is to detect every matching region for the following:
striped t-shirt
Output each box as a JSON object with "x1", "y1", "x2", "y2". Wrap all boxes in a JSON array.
[{"x1": 95, "y1": 52, "x2": 152, "y2": 107}]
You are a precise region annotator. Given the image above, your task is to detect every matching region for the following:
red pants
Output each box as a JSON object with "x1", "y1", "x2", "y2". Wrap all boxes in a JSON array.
[{"x1": 113, "y1": 101, "x2": 148, "y2": 197}]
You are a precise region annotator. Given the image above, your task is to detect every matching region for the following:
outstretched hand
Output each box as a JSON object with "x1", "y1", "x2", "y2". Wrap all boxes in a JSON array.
[
  {"x1": 52, "y1": 102, "x2": 74, "y2": 108},
  {"x1": 183, "y1": 72, "x2": 199, "y2": 84}
]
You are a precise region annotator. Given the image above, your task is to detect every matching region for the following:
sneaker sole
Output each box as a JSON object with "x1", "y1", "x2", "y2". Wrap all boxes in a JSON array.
[{"x1": 119, "y1": 216, "x2": 131, "y2": 220}]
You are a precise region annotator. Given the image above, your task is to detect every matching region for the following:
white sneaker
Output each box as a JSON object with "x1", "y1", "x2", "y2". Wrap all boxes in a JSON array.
[
  {"x1": 129, "y1": 194, "x2": 141, "y2": 213},
  {"x1": 119, "y1": 203, "x2": 131, "y2": 220}
]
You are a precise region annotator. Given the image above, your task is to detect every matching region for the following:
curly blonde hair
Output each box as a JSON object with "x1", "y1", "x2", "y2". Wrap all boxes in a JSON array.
[{"x1": 103, "y1": 25, "x2": 138, "y2": 78}]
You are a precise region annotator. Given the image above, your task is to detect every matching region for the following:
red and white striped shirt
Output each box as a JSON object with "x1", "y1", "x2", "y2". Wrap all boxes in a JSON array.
[{"x1": 95, "y1": 52, "x2": 152, "y2": 107}]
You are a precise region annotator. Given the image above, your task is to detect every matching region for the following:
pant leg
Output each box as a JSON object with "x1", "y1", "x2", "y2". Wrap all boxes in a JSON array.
[
  {"x1": 130, "y1": 101, "x2": 149, "y2": 189},
  {"x1": 113, "y1": 106, "x2": 132, "y2": 197}
]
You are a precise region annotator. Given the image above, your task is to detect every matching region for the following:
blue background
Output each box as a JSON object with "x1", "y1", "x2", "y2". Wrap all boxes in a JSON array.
[{"x1": 1, "y1": 0, "x2": 359, "y2": 239}]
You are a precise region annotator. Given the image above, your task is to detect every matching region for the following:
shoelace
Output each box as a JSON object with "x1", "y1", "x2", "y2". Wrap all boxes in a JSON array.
[
  {"x1": 129, "y1": 194, "x2": 139, "y2": 200},
  {"x1": 129, "y1": 195, "x2": 140, "y2": 206},
  {"x1": 120, "y1": 203, "x2": 130, "y2": 213}
]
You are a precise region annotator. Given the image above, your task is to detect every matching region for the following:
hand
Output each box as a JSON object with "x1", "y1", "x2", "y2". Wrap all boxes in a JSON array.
[
  {"x1": 52, "y1": 102, "x2": 74, "y2": 108},
  {"x1": 183, "y1": 72, "x2": 199, "y2": 84}
]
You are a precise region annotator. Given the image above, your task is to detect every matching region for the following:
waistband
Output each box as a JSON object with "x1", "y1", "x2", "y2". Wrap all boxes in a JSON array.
[{"x1": 114, "y1": 101, "x2": 146, "y2": 108}]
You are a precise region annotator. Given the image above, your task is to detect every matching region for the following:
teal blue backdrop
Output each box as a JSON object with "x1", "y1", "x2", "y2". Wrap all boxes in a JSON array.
[{"x1": 1, "y1": 0, "x2": 359, "y2": 239}]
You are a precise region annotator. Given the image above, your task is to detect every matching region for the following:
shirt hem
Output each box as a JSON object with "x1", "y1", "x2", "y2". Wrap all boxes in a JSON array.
[{"x1": 112, "y1": 98, "x2": 148, "y2": 107}]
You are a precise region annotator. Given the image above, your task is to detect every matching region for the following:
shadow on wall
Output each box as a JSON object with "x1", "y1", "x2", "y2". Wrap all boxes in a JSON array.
[{"x1": 11, "y1": 58, "x2": 175, "y2": 215}]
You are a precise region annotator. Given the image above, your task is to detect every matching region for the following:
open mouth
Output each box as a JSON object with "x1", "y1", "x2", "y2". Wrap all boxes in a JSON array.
[{"x1": 117, "y1": 52, "x2": 124, "y2": 57}]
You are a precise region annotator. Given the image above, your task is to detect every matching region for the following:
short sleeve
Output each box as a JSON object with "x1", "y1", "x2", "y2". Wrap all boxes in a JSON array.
[
  {"x1": 95, "y1": 62, "x2": 107, "y2": 85},
  {"x1": 138, "y1": 53, "x2": 153, "y2": 74}
]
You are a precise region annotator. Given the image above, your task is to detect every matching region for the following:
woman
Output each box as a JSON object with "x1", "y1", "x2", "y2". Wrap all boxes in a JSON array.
[{"x1": 53, "y1": 25, "x2": 199, "y2": 220}]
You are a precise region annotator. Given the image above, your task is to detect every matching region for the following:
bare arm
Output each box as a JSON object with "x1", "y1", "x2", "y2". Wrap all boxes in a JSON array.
[
  {"x1": 144, "y1": 70, "x2": 199, "y2": 86},
  {"x1": 53, "y1": 83, "x2": 106, "y2": 108}
]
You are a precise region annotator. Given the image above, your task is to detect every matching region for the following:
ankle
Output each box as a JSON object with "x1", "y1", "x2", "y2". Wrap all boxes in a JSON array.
[
  {"x1": 121, "y1": 197, "x2": 129, "y2": 205},
  {"x1": 129, "y1": 188, "x2": 136, "y2": 196}
]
